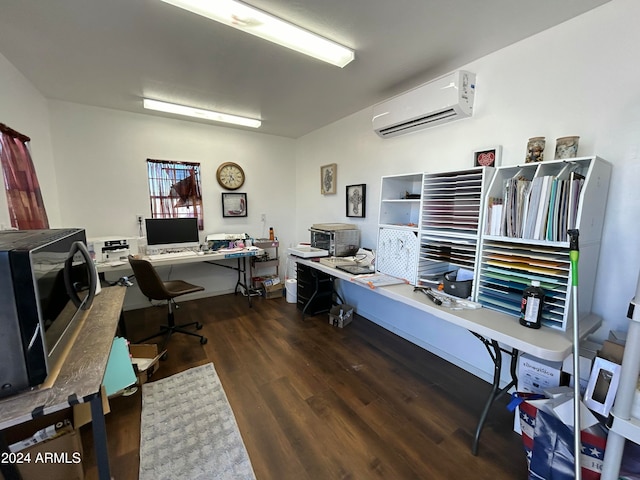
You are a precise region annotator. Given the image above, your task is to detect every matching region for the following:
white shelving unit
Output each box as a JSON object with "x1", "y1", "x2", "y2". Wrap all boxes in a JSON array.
[
  {"x1": 378, "y1": 172, "x2": 423, "y2": 229},
  {"x1": 475, "y1": 156, "x2": 611, "y2": 330},
  {"x1": 417, "y1": 167, "x2": 494, "y2": 292},
  {"x1": 377, "y1": 172, "x2": 423, "y2": 284},
  {"x1": 251, "y1": 240, "x2": 279, "y2": 288}
]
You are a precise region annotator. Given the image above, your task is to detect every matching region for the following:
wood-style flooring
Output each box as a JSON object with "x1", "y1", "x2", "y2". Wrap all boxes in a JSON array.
[{"x1": 82, "y1": 292, "x2": 527, "y2": 479}]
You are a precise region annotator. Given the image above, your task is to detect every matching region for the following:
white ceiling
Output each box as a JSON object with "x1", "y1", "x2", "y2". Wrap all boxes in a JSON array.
[{"x1": 0, "y1": 0, "x2": 610, "y2": 138}]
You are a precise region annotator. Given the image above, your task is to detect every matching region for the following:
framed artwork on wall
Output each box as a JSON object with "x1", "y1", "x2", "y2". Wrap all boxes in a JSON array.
[
  {"x1": 473, "y1": 146, "x2": 502, "y2": 167},
  {"x1": 346, "y1": 184, "x2": 366, "y2": 218},
  {"x1": 221, "y1": 193, "x2": 247, "y2": 217},
  {"x1": 320, "y1": 163, "x2": 337, "y2": 194}
]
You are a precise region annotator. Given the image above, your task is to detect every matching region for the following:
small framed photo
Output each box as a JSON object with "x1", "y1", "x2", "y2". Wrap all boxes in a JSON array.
[
  {"x1": 473, "y1": 146, "x2": 502, "y2": 167},
  {"x1": 221, "y1": 192, "x2": 247, "y2": 217},
  {"x1": 320, "y1": 163, "x2": 337, "y2": 195},
  {"x1": 346, "y1": 184, "x2": 366, "y2": 218}
]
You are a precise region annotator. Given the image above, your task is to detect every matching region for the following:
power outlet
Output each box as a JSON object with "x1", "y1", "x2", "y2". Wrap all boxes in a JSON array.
[
  {"x1": 261, "y1": 213, "x2": 266, "y2": 222},
  {"x1": 136, "y1": 215, "x2": 144, "y2": 224}
]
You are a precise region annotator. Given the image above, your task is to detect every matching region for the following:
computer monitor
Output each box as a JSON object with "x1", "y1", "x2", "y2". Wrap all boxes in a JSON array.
[{"x1": 145, "y1": 217, "x2": 200, "y2": 250}]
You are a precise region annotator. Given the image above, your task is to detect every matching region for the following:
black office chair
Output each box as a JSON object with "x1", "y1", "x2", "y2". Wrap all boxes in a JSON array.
[{"x1": 128, "y1": 256, "x2": 208, "y2": 352}]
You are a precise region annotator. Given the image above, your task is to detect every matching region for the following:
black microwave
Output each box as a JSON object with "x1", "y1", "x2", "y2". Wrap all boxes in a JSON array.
[{"x1": 0, "y1": 228, "x2": 96, "y2": 398}]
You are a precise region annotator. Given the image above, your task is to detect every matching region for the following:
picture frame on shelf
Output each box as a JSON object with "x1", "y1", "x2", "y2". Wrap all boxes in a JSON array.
[
  {"x1": 473, "y1": 146, "x2": 502, "y2": 167},
  {"x1": 320, "y1": 163, "x2": 337, "y2": 194},
  {"x1": 221, "y1": 192, "x2": 247, "y2": 217},
  {"x1": 346, "y1": 184, "x2": 366, "y2": 218}
]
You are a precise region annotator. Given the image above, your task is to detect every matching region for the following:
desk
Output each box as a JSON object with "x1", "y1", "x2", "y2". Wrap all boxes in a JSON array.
[
  {"x1": 0, "y1": 286, "x2": 126, "y2": 480},
  {"x1": 97, "y1": 248, "x2": 262, "y2": 306},
  {"x1": 296, "y1": 258, "x2": 601, "y2": 454}
]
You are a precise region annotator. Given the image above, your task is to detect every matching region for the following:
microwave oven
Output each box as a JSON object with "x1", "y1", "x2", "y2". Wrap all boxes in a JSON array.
[
  {"x1": 309, "y1": 223, "x2": 360, "y2": 257},
  {"x1": 0, "y1": 228, "x2": 96, "y2": 398}
]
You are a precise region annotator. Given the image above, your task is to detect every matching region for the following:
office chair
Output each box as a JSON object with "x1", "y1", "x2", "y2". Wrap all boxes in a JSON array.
[{"x1": 127, "y1": 256, "x2": 207, "y2": 353}]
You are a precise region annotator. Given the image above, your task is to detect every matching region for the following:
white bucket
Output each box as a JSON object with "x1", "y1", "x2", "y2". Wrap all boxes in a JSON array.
[{"x1": 285, "y1": 279, "x2": 297, "y2": 303}]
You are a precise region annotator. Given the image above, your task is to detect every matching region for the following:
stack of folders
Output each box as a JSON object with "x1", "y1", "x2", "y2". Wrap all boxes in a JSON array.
[{"x1": 486, "y1": 170, "x2": 585, "y2": 241}]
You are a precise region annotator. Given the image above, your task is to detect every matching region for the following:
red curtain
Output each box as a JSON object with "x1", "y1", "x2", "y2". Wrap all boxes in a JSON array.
[
  {"x1": 147, "y1": 159, "x2": 203, "y2": 229},
  {"x1": 0, "y1": 123, "x2": 49, "y2": 229}
]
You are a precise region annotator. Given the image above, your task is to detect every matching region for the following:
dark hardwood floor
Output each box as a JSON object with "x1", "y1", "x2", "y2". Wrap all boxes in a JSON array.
[{"x1": 82, "y1": 292, "x2": 527, "y2": 479}]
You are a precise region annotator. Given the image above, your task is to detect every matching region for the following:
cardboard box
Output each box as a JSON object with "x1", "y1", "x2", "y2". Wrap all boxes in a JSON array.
[
  {"x1": 15, "y1": 428, "x2": 84, "y2": 480},
  {"x1": 329, "y1": 304, "x2": 354, "y2": 328},
  {"x1": 130, "y1": 343, "x2": 165, "y2": 385},
  {"x1": 598, "y1": 340, "x2": 624, "y2": 364},
  {"x1": 264, "y1": 283, "x2": 284, "y2": 299},
  {"x1": 2, "y1": 411, "x2": 83, "y2": 480},
  {"x1": 518, "y1": 353, "x2": 565, "y2": 395}
]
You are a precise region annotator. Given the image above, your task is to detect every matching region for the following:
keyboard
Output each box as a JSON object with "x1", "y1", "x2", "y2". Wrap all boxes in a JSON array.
[{"x1": 147, "y1": 251, "x2": 197, "y2": 261}]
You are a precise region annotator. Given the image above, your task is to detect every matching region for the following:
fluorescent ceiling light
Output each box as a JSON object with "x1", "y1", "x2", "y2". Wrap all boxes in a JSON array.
[
  {"x1": 160, "y1": 0, "x2": 355, "y2": 68},
  {"x1": 143, "y1": 99, "x2": 262, "y2": 128}
]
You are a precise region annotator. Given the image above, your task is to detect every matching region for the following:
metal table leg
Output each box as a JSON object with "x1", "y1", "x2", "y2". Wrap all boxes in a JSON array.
[
  {"x1": 90, "y1": 393, "x2": 111, "y2": 480},
  {"x1": 471, "y1": 332, "x2": 518, "y2": 455}
]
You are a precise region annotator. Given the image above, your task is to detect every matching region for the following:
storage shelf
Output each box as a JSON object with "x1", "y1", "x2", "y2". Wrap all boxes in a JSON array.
[
  {"x1": 418, "y1": 167, "x2": 493, "y2": 293},
  {"x1": 375, "y1": 158, "x2": 610, "y2": 329},
  {"x1": 250, "y1": 241, "x2": 279, "y2": 289},
  {"x1": 477, "y1": 156, "x2": 611, "y2": 331}
]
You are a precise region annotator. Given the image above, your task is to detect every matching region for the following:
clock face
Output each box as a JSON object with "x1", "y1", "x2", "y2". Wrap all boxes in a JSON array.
[{"x1": 216, "y1": 162, "x2": 245, "y2": 190}]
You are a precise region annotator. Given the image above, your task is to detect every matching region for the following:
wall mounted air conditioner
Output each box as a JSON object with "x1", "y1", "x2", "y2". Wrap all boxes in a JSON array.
[{"x1": 372, "y1": 70, "x2": 476, "y2": 138}]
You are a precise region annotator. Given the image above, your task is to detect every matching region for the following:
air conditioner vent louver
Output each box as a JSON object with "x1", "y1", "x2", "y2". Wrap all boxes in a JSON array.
[
  {"x1": 378, "y1": 108, "x2": 458, "y2": 136},
  {"x1": 372, "y1": 71, "x2": 475, "y2": 138}
]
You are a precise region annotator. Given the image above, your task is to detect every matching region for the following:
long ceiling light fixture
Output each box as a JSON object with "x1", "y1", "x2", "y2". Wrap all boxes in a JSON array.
[
  {"x1": 160, "y1": 0, "x2": 355, "y2": 68},
  {"x1": 143, "y1": 99, "x2": 262, "y2": 128}
]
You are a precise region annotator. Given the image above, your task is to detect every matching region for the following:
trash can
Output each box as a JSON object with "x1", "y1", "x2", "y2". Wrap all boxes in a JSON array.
[{"x1": 285, "y1": 279, "x2": 297, "y2": 303}]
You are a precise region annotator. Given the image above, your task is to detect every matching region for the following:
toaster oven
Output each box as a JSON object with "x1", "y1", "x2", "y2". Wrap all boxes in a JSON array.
[{"x1": 309, "y1": 223, "x2": 360, "y2": 257}]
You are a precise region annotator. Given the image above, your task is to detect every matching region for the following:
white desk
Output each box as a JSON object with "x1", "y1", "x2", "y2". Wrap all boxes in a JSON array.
[
  {"x1": 296, "y1": 258, "x2": 601, "y2": 454},
  {"x1": 97, "y1": 248, "x2": 263, "y2": 306}
]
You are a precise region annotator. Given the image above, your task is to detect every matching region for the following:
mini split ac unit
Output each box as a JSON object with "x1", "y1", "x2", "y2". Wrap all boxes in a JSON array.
[{"x1": 372, "y1": 70, "x2": 476, "y2": 138}]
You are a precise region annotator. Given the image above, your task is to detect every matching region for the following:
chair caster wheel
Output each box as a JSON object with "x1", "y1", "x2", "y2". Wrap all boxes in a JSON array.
[
  {"x1": 161, "y1": 352, "x2": 168, "y2": 361},
  {"x1": 196, "y1": 323, "x2": 203, "y2": 330},
  {"x1": 200, "y1": 337, "x2": 208, "y2": 345}
]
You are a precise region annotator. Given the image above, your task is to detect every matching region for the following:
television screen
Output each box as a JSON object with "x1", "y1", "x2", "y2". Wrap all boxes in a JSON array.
[{"x1": 145, "y1": 217, "x2": 199, "y2": 249}]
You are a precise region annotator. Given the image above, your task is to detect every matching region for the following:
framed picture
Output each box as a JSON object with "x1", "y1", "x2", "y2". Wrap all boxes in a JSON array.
[
  {"x1": 221, "y1": 192, "x2": 247, "y2": 217},
  {"x1": 320, "y1": 163, "x2": 337, "y2": 194},
  {"x1": 346, "y1": 184, "x2": 366, "y2": 218},
  {"x1": 473, "y1": 145, "x2": 502, "y2": 167}
]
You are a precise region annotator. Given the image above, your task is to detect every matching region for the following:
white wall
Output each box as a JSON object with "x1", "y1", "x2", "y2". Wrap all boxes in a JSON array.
[
  {"x1": 295, "y1": 0, "x2": 640, "y2": 382},
  {"x1": 0, "y1": 53, "x2": 61, "y2": 227},
  {"x1": 46, "y1": 101, "x2": 296, "y2": 307}
]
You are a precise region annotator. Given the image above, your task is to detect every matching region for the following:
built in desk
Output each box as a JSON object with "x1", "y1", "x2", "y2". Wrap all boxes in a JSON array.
[
  {"x1": 296, "y1": 258, "x2": 602, "y2": 455},
  {"x1": 0, "y1": 286, "x2": 126, "y2": 480}
]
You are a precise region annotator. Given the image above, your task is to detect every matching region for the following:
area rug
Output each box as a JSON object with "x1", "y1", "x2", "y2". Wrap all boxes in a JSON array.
[{"x1": 139, "y1": 363, "x2": 256, "y2": 480}]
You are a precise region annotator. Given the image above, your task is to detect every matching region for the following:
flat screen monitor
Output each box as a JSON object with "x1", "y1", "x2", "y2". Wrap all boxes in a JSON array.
[{"x1": 145, "y1": 217, "x2": 200, "y2": 250}]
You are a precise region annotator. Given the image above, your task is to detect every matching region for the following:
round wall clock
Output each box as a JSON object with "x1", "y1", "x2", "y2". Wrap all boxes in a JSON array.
[{"x1": 216, "y1": 162, "x2": 245, "y2": 190}]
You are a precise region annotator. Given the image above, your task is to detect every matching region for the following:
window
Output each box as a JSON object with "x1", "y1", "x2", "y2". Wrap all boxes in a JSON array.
[
  {"x1": 0, "y1": 123, "x2": 49, "y2": 229},
  {"x1": 147, "y1": 159, "x2": 203, "y2": 229}
]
